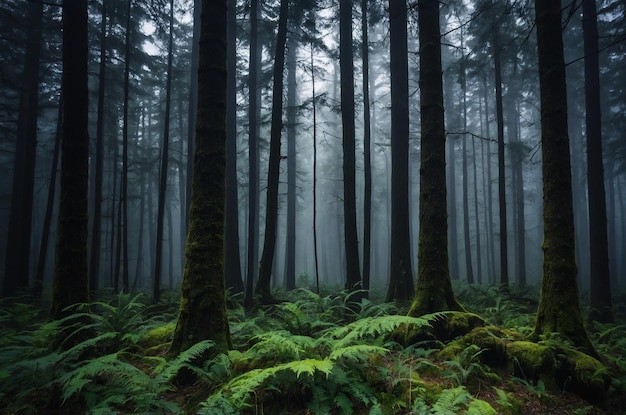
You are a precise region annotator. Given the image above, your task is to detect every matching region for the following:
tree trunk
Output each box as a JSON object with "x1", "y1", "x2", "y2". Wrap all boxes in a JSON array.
[
  {"x1": 494, "y1": 39, "x2": 508, "y2": 289},
  {"x1": 387, "y1": 0, "x2": 414, "y2": 301},
  {"x1": 361, "y1": 0, "x2": 371, "y2": 294},
  {"x1": 445, "y1": 70, "x2": 459, "y2": 282},
  {"x1": 483, "y1": 73, "x2": 496, "y2": 284},
  {"x1": 584, "y1": 0, "x2": 613, "y2": 324},
  {"x1": 245, "y1": 0, "x2": 260, "y2": 308},
  {"x1": 285, "y1": 28, "x2": 297, "y2": 291},
  {"x1": 532, "y1": 0, "x2": 597, "y2": 357},
  {"x1": 121, "y1": 0, "x2": 132, "y2": 292},
  {"x1": 168, "y1": 0, "x2": 231, "y2": 358},
  {"x1": 311, "y1": 42, "x2": 320, "y2": 294},
  {"x1": 340, "y1": 0, "x2": 362, "y2": 292},
  {"x1": 409, "y1": 0, "x2": 463, "y2": 317},
  {"x1": 460, "y1": 56, "x2": 474, "y2": 284},
  {"x1": 256, "y1": 0, "x2": 289, "y2": 302},
  {"x1": 51, "y1": 0, "x2": 90, "y2": 318},
  {"x1": 154, "y1": 0, "x2": 175, "y2": 302},
  {"x1": 3, "y1": 0, "x2": 43, "y2": 296},
  {"x1": 186, "y1": 0, "x2": 201, "y2": 227},
  {"x1": 224, "y1": 0, "x2": 244, "y2": 294}
]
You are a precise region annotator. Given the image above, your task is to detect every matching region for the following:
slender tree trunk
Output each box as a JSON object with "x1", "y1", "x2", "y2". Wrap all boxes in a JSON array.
[
  {"x1": 245, "y1": 0, "x2": 260, "y2": 308},
  {"x1": 154, "y1": 0, "x2": 175, "y2": 302},
  {"x1": 168, "y1": 0, "x2": 232, "y2": 358},
  {"x1": 121, "y1": 0, "x2": 132, "y2": 292},
  {"x1": 35, "y1": 96, "x2": 62, "y2": 290},
  {"x1": 311, "y1": 42, "x2": 320, "y2": 294},
  {"x1": 387, "y1": 0, "x2": 414, "y2": 301},
  {"x1": 89, "y1": 0, "x2": 107, "y2": 292},
  {"x1": 186, "y1": 0, "x2": 201, "y2": 226},
  {"x1": 3, "y1": 0, "x2": 43, "y2": 296},
  {"x1": 409, "y1": 0, "x2": 463, "y2": 316},
  {"x1": 472, "y1": 136, "x2": 482, "y2": 284},
  {"x1": 483, "y1": 73, "x2": 496, "y2": 284},
  {"x1": 494, "y1": 40, "x2": 508, "y2": 289},
  {"x1": 445, "y1": 70, "x2": 459, "y2": 281},
  {"x1": 460, "y1": 56, "x2": 474, "y2": 284},
  {"x1": 584, "y1": 0, "x2": 613, "y2": 324},
  {"x1": 285, "y1": 29, "x2": 297, "y2": 291},
  {"x1": 340, "y1": 0, "x2": 362, "y2": 292},
  {"x1": 133, "y1": 168, "x2": 146, "y2": 291},
  {"x1": 256, "y1": 0, "x2": 289, "y2": 302},
  {"x1": 51, "y1": 0, "x2": 90, "y2": 318},
  {"x1": 532, "y1": 0, "x2": 597, "y2": 357},
  {"x1": 177, "y1": 93, "x2": 186, "y2": 275},
  {"x1": 225, "y1": 0, "x2": 244, "y2": 294},
  {"x1": 362, "y1": 0, "x2": 372, "y2": 294}
]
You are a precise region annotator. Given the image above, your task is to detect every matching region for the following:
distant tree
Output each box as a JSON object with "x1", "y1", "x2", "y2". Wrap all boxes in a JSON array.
[
  {"x1": 387, "y1": 0, "x2": 414, "y2": 301},
  {"x1": 244, "y1": 0, "x2": 260, "y2": 308},
  {"x1": 532, "y1": 0, "x2": 597, "y2": 357},
  {"x1": 224, "y1": 0, "x2": 244, "y2": 294},
  {"x1": 284, "y1": 23, "x2": 297, "y2": 291},
  {"x1": 168, "y1": 0, "x2": 231, "y2": 358},
  {"x1": 154, "y1": 0, "x2": 175, "y2": 302},
  {"x1": 361, "y1": 0, "x2": 372, "y2": 294},
  {"x1": 408, "y1": 0, "x2": 463, "y2": 316},
  {"x1": 120, "y1": 0, "x2": 132, "y2": 292},
  {"x1": 256, "y1": 0, "x2": 289, "y2": 303},
  {"x1": 3, "y1": 0, "x2": 43, "y2": 296},
  {"x1": 51, "y1": 0, "x2": 90, "y2": 318},
  {"x1": 584, "y1": 0, "x2": 614, "y2": 324},
  {"x1": 340, "y1": 0, "x2": 362, "y2": 292}
]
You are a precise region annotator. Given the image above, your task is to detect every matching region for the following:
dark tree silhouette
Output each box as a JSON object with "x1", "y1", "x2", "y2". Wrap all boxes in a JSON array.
[
  {"x1": 256, "y1": 0, "x2": 289, "y2": 302},
  {"x1": 532, "y1": 0, "x2": 597, "y2": 357},
  {"x1": 168, "y1": 0, "x2": 231, "y2": 357},
  {"x1": 51, "y1": 0, "x2": 90, "y2": 318},
  {"x1": 409, "y1": 0, "x2": 463, "y2": 316},
  {"x1": 387, "y1": 0, "x2": 414, "y2": 301}
]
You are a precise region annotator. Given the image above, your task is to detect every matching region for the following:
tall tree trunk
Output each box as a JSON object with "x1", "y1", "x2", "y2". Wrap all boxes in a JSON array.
[
  {"x1": 35, "y1": 96, "x2": 62, "y2": 290},
  {"x1": 186, "y1": 0, "x2": 201, "y2": 226},
  {"x1": 361, "y1": 0, "x2": 372, "y2": 294},
  {"x1": 445, "y1": 71, "x2": 459, "y2": 281},
  {"x1": 256, "y1": 0, "x2": 289, "y2": 302},
  {"x1": 89, "y1": 0, "x2": 107, "y2": 292},
  {"x1": 494, "y1": 39, "x2": 508, "y2": 289},
  {"x1": 409, "y1": 0, "x2": 463, "y2": 317},
  {"x1": 472, "y1": 136, "x2": 482, "y2": 284},
  {"x1": 387, "y1": 0, "x2": 414, "y2": 301},
  {"x1": 584, "y1": 0, "x2": 613, "y2": 324},
  {"x1": 225, "y1": 0, "x2": 244, "y2": 294},
  {"x1": 340, "y1": 0, "x2": 362, "y2": 292},
  {"x1": 460, "y1": 56, "x2": 474, "y2": 284},
  {"x1": 3, "y1": 0, "x2": 43, "y2": 296},
  {"x1": 311, "y1": 41, "x2": 320, "y2": 294},
  {"x1": 483, "y1": 73, "x2": 496, "y2": 284},
  {"x1": 285, "y1": 29, "x2": 297, "y2": 291},
  {"x1": 177, "y1": 93, "x2": 186, "y2": 275},
  {"x1": 245, "y1": 0, "x2": 260, "y2": 308},
  {"x1": 532, "y1": 0, "x2": 597, "y2": 357},
  {"x1": 154, "y1": 0, "x2": 175, "y2": 302},
  {"x1": 121, "y1": 0, "x2": 132, "y2": 292},
  {"x1": 168, "y1": 0, "x2": 231, "y2": 358},
  {"x1": 51, "y1": 0, "x2": 90, "y2": 318}
]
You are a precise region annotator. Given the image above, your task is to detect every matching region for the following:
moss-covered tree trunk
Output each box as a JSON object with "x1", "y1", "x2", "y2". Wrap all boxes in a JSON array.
[
  {"x1": 408, "y1": 0, "x2": 463, "y2": 317},
  {"x1": 532, "y1": 0, "x2": 597, "y2": 357},
  {"x1": 51, "y1": 0, "x2": 90, "y2": 319},
  {"x1": 168, "y1": 0, "x2": 231, "y2": 357}
]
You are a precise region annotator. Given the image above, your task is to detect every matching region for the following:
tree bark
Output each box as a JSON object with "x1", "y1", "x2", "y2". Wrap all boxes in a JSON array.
[
  {"x1": 532, "y1": 0, "x2": 597, "y2": 357},
  {"x1": 285, "y1": 28, "x2": 297, "y2": 291},
  {"x1": 409, "y1": 0, "x2": 463, "y2": 317},
  {"x1": 168, "y1": 0, "x2": 232, "y2": 358},
  {"x1": 51, "y1": 0, "x2": 90, "y2": 318},
  {"x1": 584, "y1": 0, "x2": 613, "y2": 324},
  {"x1": 340, "y1": 0, "x2": 362, "y2": 292},
  {"x1": 361, "y1": 0, "x2": 371, "y2": 294},
  {"x1": 256, "y1": 0, "x2": 289, "y2": 302},
  {"x1": 387, "y1": 0, "x2": 414, "y2": 301},
  {"x1": 494, "y1": 39, "x2": 508, "y2": 289}
]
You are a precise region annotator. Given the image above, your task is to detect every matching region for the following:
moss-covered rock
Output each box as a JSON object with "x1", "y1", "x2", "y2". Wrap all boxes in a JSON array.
[
  {"x1": 463, "y1": 326, "x2": 522, "y2": 366},
  {"x1": 393, "y1": 311, "x2": 486, "y2": 346}
]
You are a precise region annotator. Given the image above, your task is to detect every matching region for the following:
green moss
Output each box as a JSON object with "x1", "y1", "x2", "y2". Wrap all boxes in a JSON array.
[
  {"x1": 463, "y1": 326, "x2": 522, "y2": 366},
  {"x1": 393, "y1": 311, "x2": 485, "y2": 346},
  {"x1": 554, "y1": 346, "x2": 610, "y2": 403},
  {"x1": 140, "y1": 323, "x2": 175, "y2": 349},
  {"x1": 506, "y1": 341, "x2": 556, "y2": 388}
]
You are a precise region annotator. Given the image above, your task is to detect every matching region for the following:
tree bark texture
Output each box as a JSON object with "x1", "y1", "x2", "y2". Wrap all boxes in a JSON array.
[
  {"x1": 51, "y1": 0, "x2": 90, "y2": 318},
  {"x1": 169, "y1": 0, "x2": 232, "y2": 357},
  {"x1": 409, "y1": 0, "x2": 463, "y2": 317},
  {"x1": 532, "y1": 0, "x2": 597, "y2": 357}
]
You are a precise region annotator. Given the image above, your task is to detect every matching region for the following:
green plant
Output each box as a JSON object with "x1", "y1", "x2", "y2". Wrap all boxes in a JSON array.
[{"x1": 441, "y1": 344, "x2": 487, "y2": 386}]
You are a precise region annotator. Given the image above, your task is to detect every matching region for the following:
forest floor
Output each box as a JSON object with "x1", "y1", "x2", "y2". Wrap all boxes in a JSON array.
[{"x1": 1, "y1": 283, "x2": 625, "y2": 414}]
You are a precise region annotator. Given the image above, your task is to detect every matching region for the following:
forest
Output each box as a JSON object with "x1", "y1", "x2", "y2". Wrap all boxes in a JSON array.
[{"x1": 1, "y1": 0, "x2": 626, "y2": 413}]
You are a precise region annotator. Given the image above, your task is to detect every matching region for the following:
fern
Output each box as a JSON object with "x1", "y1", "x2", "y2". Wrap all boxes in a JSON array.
[
  {"x1": 327, "y1": 314, "x2": 436, "y2": 347},
  {"x1": 431, "y1": 386, "x2": 471, "y2": 415}
]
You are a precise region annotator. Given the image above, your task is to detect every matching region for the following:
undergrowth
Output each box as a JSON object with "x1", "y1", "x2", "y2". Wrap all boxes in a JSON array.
[{"x1": 0, "y1": 285, "x2": 624, "y2": 414}]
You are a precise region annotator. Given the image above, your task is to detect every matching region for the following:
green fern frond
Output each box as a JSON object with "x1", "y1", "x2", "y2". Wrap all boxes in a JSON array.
[
  {"x1": 329, "y1": 344, "x2": 388, "y2": 362},
  {"x1": 431, "y1": 386, "x2": 471, "y2": 415},
  {"x1": 465, "y1": 398, "x2": 496, "y2": 415},
  {"x1": 156, "y1": 339, "x2": 215, "y2": 381},
  {"x1": 328, "y1": 314, "x2": 435, "y2": 346}
]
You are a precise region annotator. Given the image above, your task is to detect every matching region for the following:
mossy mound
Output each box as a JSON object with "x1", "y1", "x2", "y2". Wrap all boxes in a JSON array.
[
  {"x1": 506, "y1": 341, "x2": 557, "y2": 389},
  {"x1": 392, "y1": 311, "x2": 486, "y2": 346},
  {"x1": 438, "y1": 325, "x2": 523, "y2": 366},
  {"x1": 140, "y1": 322, "x2": 175, "y2": 352},
  {"x1": 554, "y1": 347, "x2": 611, "y2": 403}
]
